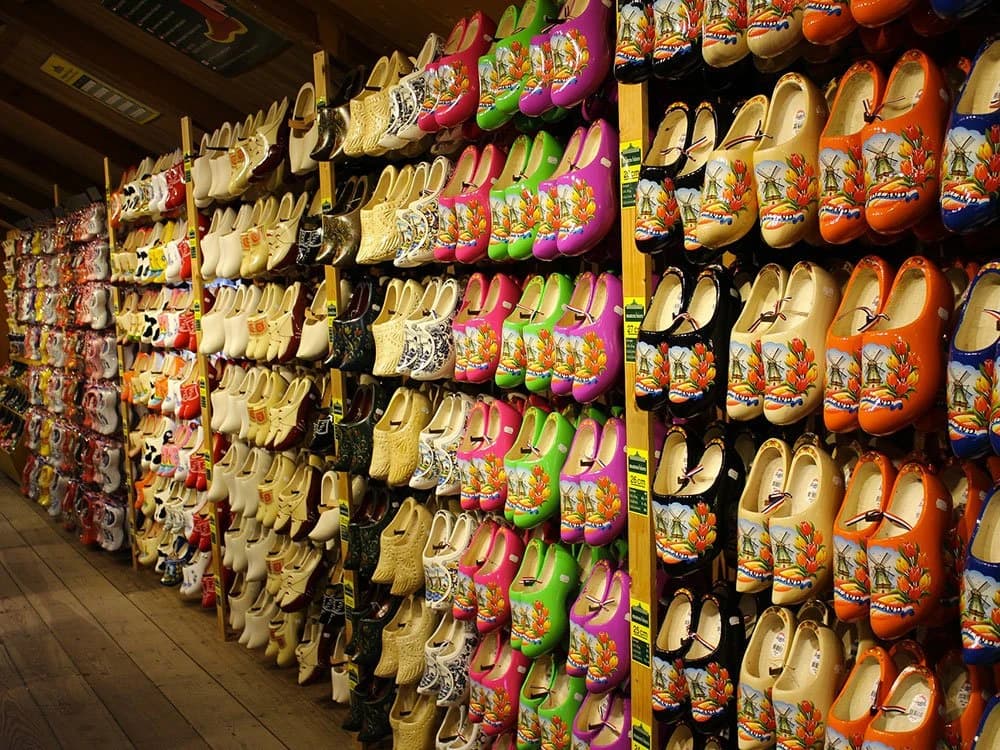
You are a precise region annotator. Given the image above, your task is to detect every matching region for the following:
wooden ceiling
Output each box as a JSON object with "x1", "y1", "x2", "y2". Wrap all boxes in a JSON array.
[{"x1": 0, "y1": 0, "x2": 514, "y2": 228}]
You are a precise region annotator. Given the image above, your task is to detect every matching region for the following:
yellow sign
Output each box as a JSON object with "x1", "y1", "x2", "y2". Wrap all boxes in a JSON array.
[{"x1": 41, "y1": 54, "x2": 160, "y2": 124}]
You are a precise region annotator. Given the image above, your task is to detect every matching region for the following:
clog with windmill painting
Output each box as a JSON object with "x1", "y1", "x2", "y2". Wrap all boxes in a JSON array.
[
  {"x1": 534, "y1": 127, "x2": 586, "y2": 261},
  {"x1": 940, "y1": 36, "x2": 1000, "y2": 234},
  {"x1": 524, "y1": 273, "x2": 573, "y2": 393},
  {"x1": 861, "y1": 49, "x2": 948, "y2": 235},
  {"x1": 858, "y1": 256, "x2": 953, "y2": 436},
  {"x1": 555, "y1": 118, "x2": 618, "y2": 258},
  {"x1": 615, "y1": 0, "x2": 654, "y2": 84},
  {"x1": 948, "y1": 262, "x2": 1000, "y2": 459},
  {"x1": 649, "y1": 0, "x2": 703, "y2": 81},
  {"x1": 701, "y1": 0, "x2": 750, "y2": 69},
  {"x1": 433, "y1": 12, "x2": 498, "y2": 130},
  {"x1": 759, "y1": 261, "x2": 840, "y2": 426},
  {"x1": 962, "y1": 486, "x2": 1000, "y2": 664},
  {"x1": 505, "y1": 130, "x2": 564, "y2": 262},
  {"x1": 868, "y1": 462, "x2": 950, "y2": 640},
  {"x1": 736, "y1": 438, "x2": 791, "y2": 594},
  {"x1": 635, "y1": 267, "x2": 687, "y2": 412},
  {"x1": 571, "y1": 272, "x2": 624, "y2": 403},
  {"x1": 727, "y1": 263, "x2": 788, "y2": 422},
  {"x1": 818, "y1": 61, "x2": 887, "y2": 245},
  {"x1": 635, "y1": 103, "x2": 690, "y2": 255},
  {"x1": 747, "y1": 0, "x2": 805, "y2": 60},
  {"x1": 653, "y1": 589, "x2": 698, "y2": 723},
  {"x1": 677, "y1": 101, "x2": 727, "y2": 265},
  {"x1": 768, "y1": 440, "x2": 841, "y2": 605},
  {"x1": 696, "y1": 95, "x2": 769, "y2": 250},
  {"x1": 862, "y1": 666, "x2": 942, "y2": 750},
  {"x1": 832, "y1": 451, "x2": 895, "y2": 623},
  {"x1": 736, "y1": 605, "x2": 794, "y2": 750},
  {"x1": 824, "y1": 255, "x2": 894, "y2": 433},
  {"x1": 752, "y1": 72, "x2": 827, "y2": 248},
  {"x1": 477, "y1": 5, "x2": 521, "y2": 132},
  {"x1": 495, "y1": 0, "x2": 558, "y2": 119},
  {"x1": 682, "y1": 588, "x2": 744, "y2": 733},
  {"x1": 548, "y1": 0, "x2": 614, "y2": 110},
  {"x1": 824, "y1": 646, "x2": 896, "y2": 750},
  {"x1": 802, "y1": 0, "x2": 856, "y2": 45}
]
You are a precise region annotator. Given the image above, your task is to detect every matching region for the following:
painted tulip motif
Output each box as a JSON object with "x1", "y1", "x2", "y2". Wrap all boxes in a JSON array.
[
  {"x1": 860, "y1": 339, "x2": 920, "y2": 412},
  {"x1": 699, "y1": 158, "x2": 753, "y2": 227},
  {"x1": 652, "y1": 0, "x2": 703, "y2": 61},
  {"x1": 703, "y1": 0, "x2": 747, "y2": 48},
  {"x1": 616, "y1": 2, "x2": 654, "y2": 66},
  {"x1": 947, "y1": 360, "x2": 994, "y2": 445},
  {"x1": 868, "y1": 541, "x2": 931, "y2": 618},
  {"x1": 942, "y1": 125, "x2": 1000, "y2": 212}
]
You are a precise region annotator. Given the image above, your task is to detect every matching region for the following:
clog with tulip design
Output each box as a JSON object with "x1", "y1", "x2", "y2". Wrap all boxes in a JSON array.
[
  {"x1": 858, "y1": 256, "x2": 953, "y2": 436},
  {"x1": 559, "y1": 417, "x2": 604, "y2": 544},
  {"x1": 472, "y1": 525, "x2": 525, "y2": 633},
  {"x1": 948, "y1": 262, "x2": 1000, "y2": 458},
  {"x1": 520, "y1": 543, "x2": 579, "y2": 659},
  {"x1": 478, "y1": 6, "x2": 525, "y2": 132},
  {"x1": 567, "y1": 559, "x2": 613, "y2": 678},
  {"x1": 475, "y1": 399, "x2": 523, "y2": 513},
  {"x1": 682, "y1": 589, "x2": 744, "y2": 732},
  {"x1": 736, "y1": 605, "x2": 794, "y2": 750},
  {"x1": 475, "y1": 637, "x2": 531, "y2": 736},
  {"x1": 548, "y1": 0, "x2": 614, "y2": 109},
  {"x1": 504, "y1": 407, "x2": 547, "y2": 524},
  {"x1": 832, "y1": 451, "x2": 895, "y2": 623},
  {"x1": 802, "y1": 0, "x2": 856, "y2": 45},
  {"x1": 824, "y1": 255, "x2": 894, "y2": 433},
  {"x1": 614, "y1": 0, "x2": 654, "y2": 84},
  {"x1": 635, "y1": 267, "x2": 687, "y2": 412},
  {"x1": 461, "y1": 274, "x2": 523, "y2": 385},
  {"x1": 488, "y1": 135, "x2": 533, "y2": 261},
  {"x1": 747, "y1": 0, "x2": 806, "y2": 60},
  {"x1": 580, "y1": 417, "x2": 627, "y2": 546},
  {"x1": 517, "y1": 654, "x2": 555, "y2": 748},
  {"x1": 940, "y1": 36, "x2": 1000, "y2": 234},
  {"x1": 433, "y1": 12, "x2": 498, "y2": 131},
  {"x1": 555, "y1": 118, "x2": 618, "y2": 257},
  {"x1": 497, "y1": 275, "x2": 545, "y2": 390},
  {"x1": 534, "y1": 127, "x2": 586, "y2": 261},
  {"x1": 509, "y1": 410, "x2": 575, "y2": 528},
  {"x1": 676, "y1": 101, "x2": 727, "y2": 265},
  {"x1": 861, "y1": 49, "x2": 949, "y2": 235},
  {"x1": 735, "y1": 438, "x2": 791, "y2": 594},
  {"x1": 505, "y1": 130, "x2": 564, "y2": 262},
  {"x1": 572, "y1": 272, "x2": 624, "y2": 403},
  {"x1": 861, "y1": 666, "x2": 941, "y2": 750},
  {"x1": 435, "y1": 146, "x2": 481, "y2": 262},
  {"x1": 653, "y1": 589, "x2": 698, "y2": 723},
  {"x1": 455, "y1": 144, "x2": 507, "y2": 264},
  {"x1": 551, "y1": 272, "x2": 597, "y2": 398},
  {"x1": 962, "y1": 486, "x2": 1000, "y2": 664},
  {"x1": 581, "y1": 567, "x2": 631, "y2": 693},
  {"x1": 523, "y1": 273, "x2": 573, "y2": 393},
  {"x1": 701, "y1": 0, "x2": 749, "y2": 69},
  {"x1": 697, "y1": 95, "x2": 769, "y2": 250},
  {"x1": 868, "y1": 462, "x2": 951, "y2": 640},
  {"x1": 537, "y1": 664, "x2": 588, "y2": 747},
  {"x1": 635, "y1": 103, "x2": 690, "y2": 255},
  {"x1": 452, "y1": 273, "x2": 489, "y2": 382},
  {"x1": 818, "y1": 61, "x2": 887, "y2": 245}
]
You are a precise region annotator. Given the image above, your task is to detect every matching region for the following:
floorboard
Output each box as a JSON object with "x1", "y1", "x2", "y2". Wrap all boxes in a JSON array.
[{"x1": 0, "y1": 480, "x2": 354, "y2": 749}]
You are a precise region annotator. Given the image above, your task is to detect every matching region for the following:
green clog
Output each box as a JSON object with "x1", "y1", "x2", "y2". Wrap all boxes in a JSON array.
[
  {"x1": 507, "y1": 130, "x2": 564, "y2": 261},
  {"x1": 497, "y1": 274, "x2": 546, "y2": 389},
  {"x1": 521, "y1": 543, "x2": 579, "y2": 658},
  {"x1": 512, "y1": 410, "x2": 575, "y2": 528},
  {"x1": 492, "y1": 0, "x2": 559, "y2": 121},
  {"x1": 509, "y1": 536, "x2": 547, "y2": 650},
  {"x1": 504, "y1": 406, "x2": 549, "y2": 523},
  {"x1": 577, "y1": 543, "x2": 614, "y2": 582},
  {"x1": 524, "y1": 273, "x2": 573, "y2": 393},
  {"x1": 477, "y1": 5, "x2": 521, "y2": 132},
  {"x1": 537, "y1": 662, "x2": 587, "y2": 748},
  {"x1": 517, "y1": 652, "x2": 556, "y2": 750},
  {"x1": 488, "y1": 135, "x2": 534, "y2": 262}
]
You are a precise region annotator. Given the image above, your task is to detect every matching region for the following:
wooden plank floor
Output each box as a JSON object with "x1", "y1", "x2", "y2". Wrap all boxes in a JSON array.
[{"x1": 0, "y1": 480, "x2": 354, "y2": 749}]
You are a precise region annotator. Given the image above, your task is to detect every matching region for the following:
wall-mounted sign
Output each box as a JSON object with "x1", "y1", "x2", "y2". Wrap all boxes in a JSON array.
[
  {"x1": 41, "y1": 54, "x2": 160, "y2": 124},
  {"x1": 101, "y1": 0, "x2": 291, "y2": 77}
]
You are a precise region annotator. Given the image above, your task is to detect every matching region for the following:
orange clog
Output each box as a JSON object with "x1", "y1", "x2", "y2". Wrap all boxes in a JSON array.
[
  {"x1": 824, "y1": 256, "x2": 894, "y2": 432},
  {"x1": 939, "y1": 649, "x2": 989, "y2": 750},
  {"x1": 832, "y1": 451, "x2": 896, "y2": 623},
  {"x1": 818, "y1": 61, "x2": 887, "y2": 245},
  {"x1": 858, "y1": 256, "x2": 953, "y2": 436},
  {"x1": 862, "y1": 666, "x2": 942, "y2": 750},
  {"x1": 803, "y1": 0, "x2": 857, "y2": 45},
  {"x1": 825, "y1": 647, "x2": 897, "y2": 749},
  {"x1": 851, "y1": 0, "x2": 917, "y2": 27},
  {"x1": 889, "y1": 638, "x2": 927, "y2": 670},
  {"x1": 867, "y1": 462, "x2": 951, "y2": 640},
  {"x1": 861, "y1": 49, "x2": 949, "y2": 235}
]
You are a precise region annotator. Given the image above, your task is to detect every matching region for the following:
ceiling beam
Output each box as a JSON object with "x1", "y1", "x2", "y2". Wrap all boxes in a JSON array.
[
  {"x1": 294, "y1": 0, "x2": 401, "y2": 61},
  {"x1": 0, "y1": 0, "x2": 241, "y2": 129},
  {"x1": 0, "y1": 72, "x2": 147, "y2": 167},
  {"x1": 0, "y1": 191, "x2": 43, "y2": 219},
  {"x1": 0, "y1": 175, "x2": 52, "y2": 211},
  {"x1": 0, "y1": 137, "x2": 92, "y2": 193}
]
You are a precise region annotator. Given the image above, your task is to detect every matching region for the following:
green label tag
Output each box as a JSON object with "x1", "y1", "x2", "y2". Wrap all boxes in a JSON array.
[
  {"x1": 331, "y1": 398, "x2": 344, "y2": 424},
  {"x1": 630, "y1": 597, "x2": 652, "y2": 667},
  {"x1": 348, "y1": 662, "x2": 359, "y2": 687},
  {"x1": 620, "y1": 140, "x2": 642, "y2": 208},
  {"x1": 343, "y1": 578, "x2": 355, "y2": 611},
  {"x1": 623, "y1": 297, "x2": 645, "y2": 364},
  {"x1": 631, "y1": 719, "x2": 652, "y2": 750},
  {"x1": 627, "y1": 449, "x2": 649, "y2": 516}
]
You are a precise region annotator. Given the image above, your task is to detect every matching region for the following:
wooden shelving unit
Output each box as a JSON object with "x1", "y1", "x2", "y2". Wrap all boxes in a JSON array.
[{"x1": 619, "y1": 79, "x2": 657, "y2": 750}]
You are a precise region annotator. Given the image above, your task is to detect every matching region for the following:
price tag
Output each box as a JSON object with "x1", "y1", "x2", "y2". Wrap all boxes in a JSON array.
[
  {"x1": 631, "y1": 718, "x2": 652, "y2": 750},
  {"x1": 620, "y1": 140, "x2": 642, "y2": 208},
  {"x1": 627, "y1": 448, "x2": 649, "y2": 516},
  {"x1": 331, "y1": 398, "x2": 345, "y2": 424},
  {"x1": 339, "y1": 496, "x2": 350, "y2": 536},
  {"x1": 343, "y1": 577, "x2": 355, "y2": 611},
  {"x1": 623, "y1": 296, "x2": 645, "y2": 364},
  {"x1": 348, "y1": 662, "x2": 359, "y2": 687},
  {"x1": 630, "y1": 598, "x2": 651, "y2": 667}
]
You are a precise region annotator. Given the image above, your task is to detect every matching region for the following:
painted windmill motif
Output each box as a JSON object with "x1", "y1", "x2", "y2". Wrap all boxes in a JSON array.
[
  {"x1": 967, "y1": 579, "x2": 990, "y2": 620},
  {"x1": 667, "y1": 506, "x2": 688, "y2": 541},
  {"x1": 741, "y1": 689, "x2": 760, "y2": 718},
  {"x1": 739, "y1": 531, "x2": 758, "y2": 558},
  {"x1": 671, "y1": 350, "x2": 688, "y2": 380},
  {"x1": 870, "y1": 551, "x2": 893, "y2": 593},
  {"x1": 658, "y1": 1, "x2": 680, "y2": 35},
  {"x1": 653, "y1": 660, "x2": 673, "y2": 691},
  {"x1": 637, "y1": 181, "x2": 659, "y2": 218},
  {"x1": 951, "y1": 371, "x2": 971, "y2": 410},
  {"x1": 749, "y1": 0, "x2": 768, "y2": 12},
  {"x1": 757, "y1": 165, "x2": 784, "y2": 203},
  {"x1": 678, "y1": 190, "x2": 699, "y2": 224},
  {"x1": 821, "y1": 154, "x2": 841, "y2": 195},
  {"x1": 704, "y1": 165, "x2": 724, "y2": 202},
  {"x1": 834, "y1": 542, "x2": 853, "y2": 579},
  {"x1": 772, "y1": 531, "x2": 793, "y2": 567},
  {"x1": 948, "y1": 135, "x2": 975, "y2": 178},
  {"x1": 866, "y1": 139, "x2": 898, "y2": 181},
  {"x1": 774, "y1": 705, "x2": 794, "y2": 737},
  {"x1": 730, "y1": 349, "x2": 746, "y2": 381},
  {"x1": 828, "y1": 355, "x2": 846, "y2": 390},
  {"x1": 688, "y1": 672, "x2": 707, "y2": 700},
  {"x1": 764, "y1": 348, "x2": 784, "y2": 385},
  {"x1": 863, "y1": 350, "x2": 884, "y2": 388},
  {"x1": 620, "y1": 4, "x2": 641, "y2": 41},
  {"x1": 705, "y1": 0, "x2": 724, "y2": 19},
  {"x1": 637, "y1": 345, "x2": 656, "y2": 376}
]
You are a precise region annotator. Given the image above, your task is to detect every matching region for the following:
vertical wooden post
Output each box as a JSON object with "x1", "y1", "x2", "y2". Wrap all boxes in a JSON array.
[
  {"x1": 53, "y1": 184, "x2": 61, "y2": 209},
  {"x1": 103, "y1": 158, "x2": 139, "y2": 570},
  {"x1": 619, "y1": 81, "x2": 657, "y2": 750},
  {"x1": 181, "y1": 116, "x2": 229, "y2": 638}
]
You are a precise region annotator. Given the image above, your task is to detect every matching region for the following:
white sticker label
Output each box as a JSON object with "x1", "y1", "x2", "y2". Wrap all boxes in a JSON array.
[
  {"x1": 809, "y1": 647, "x2": 821, "y2": 675},
  {"x1": 728, "y1": 469, "x2": 739, "y2": 480},
  {"x1": 770, "y1": 630, "x2": 787, "y2": 661},
  {"x1": 957, "y1": 680, "x2": 971, "y2": 711},
  {"x1": 939, "y1": 307, "x2": 949, "y2": 320},
  {"x1": 793, "y1": 110, "x2": 805, "y2": 134},
  {"x1": 910, "y1": 693, "x2": 928, "y2": 723},
  {"x1": 807, "y1": 477, "x2": 819, "y2": 504},
  {"x1": 600, "y1": 157, "x2": 612, "y2": 168},
  {"x1": 769, "y1": 468, "x2": 785, "y2": 496},
  {"x1": 936, "y1": 498, "x2": 949, "y2": 512}
]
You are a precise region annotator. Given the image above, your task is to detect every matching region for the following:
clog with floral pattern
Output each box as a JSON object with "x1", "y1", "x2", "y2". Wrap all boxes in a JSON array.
[
  {"x1": 454, "y1": 519, "x2": 499, "y2": 620},
  {"x1": 522, "y1": 543, "x2": 578, "y2": 659},
  {"x1": 572, "y1": 272, "x2": 624, "y2": 403},
  {"x1": 533, "y1": 127, "x2": 586, "y2": 260},
  {"x1": 519, "y1": 28, "x2": 559, "y2": 118},
  {"x1": 488, "y1": 135, "x2": 534, "y2": 261},
  {"x1": 747, "y1": 0, "x2": 806, "y2": 60},
  {"x1": 818, "y1": 61, "x2": 887, "y2": 245},
  {"x1": 505, "y1": 131, "x2": 564, "y2": 262},
  {"x1": 825, "y1": 255, "x2": 894, "y2": 433},
  {"x1": 861, "y1": 49, "x2": 948, "y2": 235},
  {"x1": 453, "y1": 273, "x2": 490, "y2": 383},
  {"x1": 635, "y1": 103, "x2": 690, "y2": 255},
  {"x1": 581, "y1": 567, "x2": 630, "y2": 693},
  {"x1": 551, "y1": 272, "x2": 597, "y2": 398},
  {"x1": 472, "y1": 525, "x2": 525, "y2": 633},
  {"x1": 537, "y1": 663, "x2": 588, "y2": 747},
  {"x1": 555, "y1": 118, "x2": 618, "y2": 257},
  {"x1": 868, "y1": 462, "x2": 950, "y2": 640},
  {"x1": 824, "y1": 646, "x2": 896, "y2": 749},
  {"x1": 474, "y1": 636, "x2": 531, "y2": 735},
  {"x1": 768, "y1": 441, "x2": 842, "y2": 605},
  {"x1": 579, "y1": 417, "x2": 627, "y2": 546},
  {"x1": 433, "y1": 12, "x2": 497, "y2": 131},
  {"x1": 948, "y1": 262, "x2": 1000, "y2": 458},
  {"x1": 653, "y1": 589, "x2": 698, "y2": 723},
  {"x1": 861, "y1": 666, "x2": 941, "y2": 750},
  {"x1": 494, "y1": 0, "x2": 558, "y2": 123},
  {"x1": 635, "y1": 267, "x2": 687, "y2": 411},
  {"x1": 462, "y1": 274, "x2": 522, "y2": 384},
  {"x1": 517, "y1": 653, "x2": 555, "y2": 748},
  {"x1": 736, "y1": 605, "x2": 795, "y2": 750},
  {"x1": 962, "y1": 485, "x2": 1000, "y2": 664},
  {"x1": 497, "y1": 275, "x2": 545, "y2": 389},
  {"x1": 802, "y1": 0, "x2": 856, "y2": 45},
  {"x1": 455, "y1": 144, "x2": 507, "y2": 264},
  {"x1": 650, "y1": 0, "x2": 703, "y2": 80},
  {"x1": 559, "y1": 417, "x2": 602, "y2": 544},
  {"x1": 548, "y1": 0, "x2": 613, "y2": 109},
  {"x1": 615, "y1": 0, "x2": 653, "y2": 84},
  {"x1": 476, "y1": 399, "x2": 523, "y2": 513},
  {"x1": 510, "y1": 410, "x2": 574, "y2": 528},
  {"x1": 477, "y1": 6, "x2": 522, "y2": 132},
  {"x1": 683, "y1": 588, "x2": 744, "y2": 733},
  {"x1": 736, "y1": 438, "x2": 792, "y2": 593},
  {"x1": 524, "y1": 273, "x2": 573, "y2": 393},
  {"x1": 504, "y1": 407, "x2": 548, "y2": 525},
  {"x1": 435, "y1": 146, "x2": 481, "y2": 262},
  {"x1": 701, "y1": 0, "x2": 749, "y2": 69},
  {"x1": 677, "y1": 101, "x2": 727, "y2": 265},
  {"x1": 832, "y1": 451, "x2": 896, "y2": 623},
  {"x1": 696, "y1": 95, "x2": 769, "y2": 250},
  {"x1": 456, "y1": 399, "x2": 491, "y2": 510},
  {"x1": 858, "y1": 256, "x2": 953, "y2": 436},
  {"x1": 567, "y1": 559, "x2": 613, "y2": 678},
  {"x1": 941, "y1": 36, "x2": 1000, "y2": 234}
]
